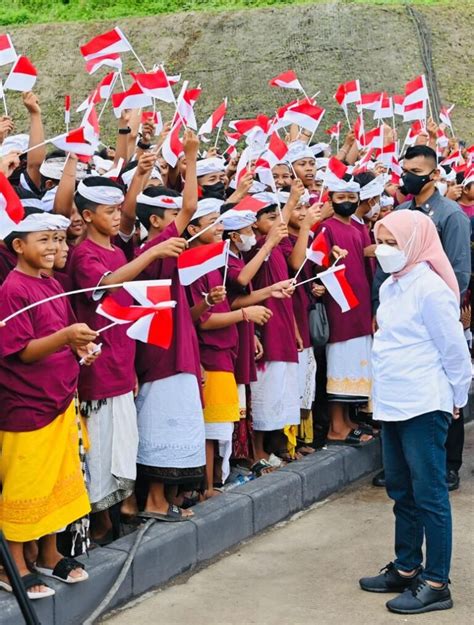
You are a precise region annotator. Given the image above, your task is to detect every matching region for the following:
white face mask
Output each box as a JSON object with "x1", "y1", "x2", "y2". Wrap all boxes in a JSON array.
[
  {"x1": 435, "y1": 181, "x2": 448, "y2": 196},
  {"x1": 366, "y1": 201, "x2": 380, "y2": 219},
  {"x1": 375, "y1": 244, "x2": 407, "y2": 273},
  {"x1": 236, "y1": 233, "x2": 257, "y2": 252}
]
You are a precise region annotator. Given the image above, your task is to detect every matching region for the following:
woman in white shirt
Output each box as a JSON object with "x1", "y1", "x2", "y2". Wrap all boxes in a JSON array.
[{"x1": 359, "y1": 210, "x2": 471, "y2": 615}]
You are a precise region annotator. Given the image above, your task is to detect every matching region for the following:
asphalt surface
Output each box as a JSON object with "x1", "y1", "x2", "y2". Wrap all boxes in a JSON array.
[{"x1": 104, "y1": 424, "x2": 474, "y2": 625}]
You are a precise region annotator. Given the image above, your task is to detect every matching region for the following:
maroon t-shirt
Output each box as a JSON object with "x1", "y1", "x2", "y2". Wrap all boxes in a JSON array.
[
  {"x1": 0, "y1": 245, "x2": 16, "y2": 286},
  {"x1": 69, "y1": 238, "x2": 136, "y2": 401},
  {"x1": 134, "y1": 222, "x2": 202, "y2": 385},
  {"x1": 246, "y1": 238, "x2": 298, "y2": 363},
  {"x1": 186, "y1": 267, "x2": 238, "y2": 373},
  {"x1": 226, "y1": 251, "x2": 257, "y2": 385},
  {"x1": 0, "y1": 271, "x2": 79, "y2": 432},
  {"x1": 316, "y1": 217, "x2": 372, "y2": 343},
  {"x1": 288, "y1": 233, "x2": 312, "y2": 349}
]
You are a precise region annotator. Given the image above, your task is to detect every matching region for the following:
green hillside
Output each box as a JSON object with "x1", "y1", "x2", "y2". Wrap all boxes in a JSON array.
[{"x1": 0, "y1": 0, "x2": 459, "y2": 26}]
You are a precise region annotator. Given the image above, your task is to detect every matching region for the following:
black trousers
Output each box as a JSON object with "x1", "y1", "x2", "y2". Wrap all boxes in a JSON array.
[{"x1": 446, "y1": 408, "x2": 464, "y2": 472}]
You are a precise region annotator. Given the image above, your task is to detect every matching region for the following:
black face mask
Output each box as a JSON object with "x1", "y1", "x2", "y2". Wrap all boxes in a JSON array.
[
  {"x1": 332, "y1": 200, "x2": 359, "y2": 217},
  {"x1": 280, "y1": 185, "x2": 292, "y2": 193},
  {"x1": 201, "y1": 181, "x2": 226, "y2": 200},
  {"x1": 400, "y1": 170, "x2": 434, "y2": 196}
]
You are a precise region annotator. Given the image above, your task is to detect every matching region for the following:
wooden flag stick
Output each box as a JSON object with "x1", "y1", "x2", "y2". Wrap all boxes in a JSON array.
[
  {"x1": 292, "y1": 257, "x2": 308, "y2": 283},
  {"x1": 222, "y1": 241, "x2": 231, "y2": 285},
  {"x1": 0, "y1": 283, "x2": 128, "y2": 324},
  {"x1": 98, "y1": 72, "x2": 120, "y2": 122}
]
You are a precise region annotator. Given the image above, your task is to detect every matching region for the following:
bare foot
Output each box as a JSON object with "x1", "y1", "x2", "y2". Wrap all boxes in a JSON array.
[{"x1": 201, "y1": 488, "x2": 222, "y2": 501}]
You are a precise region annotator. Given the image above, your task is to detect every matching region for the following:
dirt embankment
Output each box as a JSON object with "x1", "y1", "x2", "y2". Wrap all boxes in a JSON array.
[{"x1": 4, "y1": 3, "x2": 473, "y2": 144}]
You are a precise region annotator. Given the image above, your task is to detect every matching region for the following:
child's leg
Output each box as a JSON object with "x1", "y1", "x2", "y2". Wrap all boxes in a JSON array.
[
  {"x1": 253, "y1": 430, "x2": 269, "y2": 462},
  {"x1": 90, "y1": 509, "x2": 112, "y2": 542},
  {"x1": 203, "y1": 440, "x2": 220, "y2": 499},
  {"x1": 328, "y1": 402, "x2": 371, "y2": 441},
  {"x1": 0, "y1": 540, "x2": 50, "y2": 594},
  {"x1": 36, "y1": 535, "x2": 83, "y2": 579},
  {"x1": 120, "y1": 493, "x2": 138, "y2": 518}
]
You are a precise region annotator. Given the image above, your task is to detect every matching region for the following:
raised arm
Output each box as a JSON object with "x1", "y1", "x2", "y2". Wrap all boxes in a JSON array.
[
  {"x1": 175, "y1": 129, "x2": 199, "y2": 235},
  {"x1": 53, "y1": 153, "x2": 77, "y2": 217},
  {"x1": 23, "y1": 92, "x2": 45, "y2": 189}
]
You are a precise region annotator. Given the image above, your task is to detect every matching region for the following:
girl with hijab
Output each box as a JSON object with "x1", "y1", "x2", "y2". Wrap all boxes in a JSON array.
[{"x1": 360, "y1": 210, "x2": 471, "y2": 615}]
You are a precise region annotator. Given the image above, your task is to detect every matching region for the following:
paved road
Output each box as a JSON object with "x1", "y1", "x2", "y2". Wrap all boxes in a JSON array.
[{"x1": 104, "y1": 425, "x2": 474, "y2": 625}]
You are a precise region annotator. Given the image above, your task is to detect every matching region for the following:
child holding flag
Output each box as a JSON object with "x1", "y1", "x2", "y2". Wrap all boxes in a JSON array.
[
  {"x1": 70, "y1": 175, "x2": 186, "y2": 540},
  {"x1": 0, "y1": 213, "x2": 99, "y2": 599}
]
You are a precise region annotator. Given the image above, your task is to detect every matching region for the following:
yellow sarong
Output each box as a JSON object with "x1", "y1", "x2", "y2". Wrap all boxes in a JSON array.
[
  {"x1": 202, "y1": 370, "x2": 240, "y2": 423},
  {"x1": 0, "y1": 400, "x2": 91, "y2": 542}
]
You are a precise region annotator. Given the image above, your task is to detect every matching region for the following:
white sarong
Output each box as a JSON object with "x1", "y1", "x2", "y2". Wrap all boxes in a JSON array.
[
  {"x1": 250, "y1": 361, "x2": 300, "y2": 431},
  {"x1": 326, "y1": 335, "x2": 372, "y2": 401},
  {"x1": 85, "y1": 391, "x2": 138, "y2": 510},
  {"x1": 298, "y1": 347, "x2": 317, "y2": 410},
  {"x1": 136, "y1": 373, "x2": 205, "y2": 469}
]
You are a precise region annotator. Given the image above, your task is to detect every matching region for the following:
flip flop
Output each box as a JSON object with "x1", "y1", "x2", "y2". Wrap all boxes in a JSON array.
[
  {"x1": 251, "y1": 459, "x2": 276, "y2": 477},
  {"x1": 326, "y1": 429, "x2": 373, "y2": 447},
  {"x1": 139, "y1": 504, "x2": 191, "y2": 522},
  {"x1": 35, "y1": 557, "x2": 88, "y2": 584},
  {"x1": 0, "y1": 573, "x2": 55, "y2": 600}
]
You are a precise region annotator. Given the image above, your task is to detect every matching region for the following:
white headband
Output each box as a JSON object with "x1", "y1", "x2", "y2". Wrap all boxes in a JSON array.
[
  {"x1": 136, "y1": 193, "x2": 182, "y2": 209},
  {"x1": 39, "y1": 160, "x2": 65, "y2": 181},
  {"x1": 221, "y1": 212, "x2": 256, "y2": 231},
  {"x1": 10, "y1": 213, "x2": 71, "y2": 233},
  {"x1": 196, "y1": 157, "x2": 226, "y2": 177},
  {"x1": 359, "y1": 175, "x2": 385, "y2": 201},
  {"x1": 288, "y1": 141, "x2": 314, "y2": 163},
  {"x1": 77, "y1": 180, "x2": 124, "y2": 205}
]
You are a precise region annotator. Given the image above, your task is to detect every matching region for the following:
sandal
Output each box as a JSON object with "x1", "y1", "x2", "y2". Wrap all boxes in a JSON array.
[
  {"x1": 138, "y1": 504, "x2": 190, "y2": 522},
  {"x1": 326, "y1": 429, "x2": 373, "y2": 447},
  {"x1": 0, "y1": 573, "x2": 55, "y2": 600},
  {"x1": 35, "y1": 557, "x2": 88, "y2": 584},
  {"x1": 251, "y1": 459, "x2": 276, "y2": 477},
  {"x1": 266, "y1": 453, "x2": 285, "y2": 468}
]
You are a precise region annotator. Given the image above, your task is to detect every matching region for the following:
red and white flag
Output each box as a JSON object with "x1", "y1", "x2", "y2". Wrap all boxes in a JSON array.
[
  {"x1": 325, "y1": 121, "x2": 342, "y2": 139},
  {"x1": 279, "y1": 101, "x2": 325, "y2": 133},
  {"x1": 352, "y1": 148, "x2": 375, "y2": 174},
  {"x1": 356, "y1": 91, "x2": 384, "y2": 112},
  {"x1": 407, "y1": 120, "x2": 426, "y2": 142},
  {"x1": 0, "y1": 172, "x2": 25, "y2": 239},
  {"x1": 224, "y1": 130, "x2": 241, "y2": 146},
  {"x1": 178, "y1": 240, "x2": 230, "y2": 286},
  {"x1": 318, "y1": 264, "x2": 359, "y2": 313},
  {"x1": 3, "y1": 56, "x2": 37, "y2": 92},
  {"x1": 231, "y1": 196, "x2": 270, "y2": 213},
  {"x1": 403, "y1": 99, "x2": 427, "y2": 122},
  {"x1": 404, "y1": 75, "x2": 429, "y2": 106},
  {"x1": 361, "y1": 126, "x2": 384, "y2": 149},
  {"x1": 112, "y1": 81, "x2": 152, "y2": 118},
  {"x1": 161, "y1": 120, "x2": 183, "y2": 167},
  {"x1": 76, "y1": 87, "x2": 101, "y2": 113},
  {"x1": 373, "y1": 95, "x2": 393, "y2": 120},
  {"x1": 141, "y1": 111, "x2": 163, "y2": 136},
  {"x1": 97, "y1": 280, "x2": 176, "y2": 348},
  {"x1": 390, "y1": 156, "x2": 403, "y2": 185},
  {"x1": 327, "y1": 156, "x2": 348, "y2": 179},
  {"x1": 306, "y1": 227, "x2": 330, "y2": 268},
  {"x1": 334, "y1": 80, "x2": 361, "y2": 110},
  {"x1": 0, "y1": 34, "x2": 17, "y2": 67},
  {"x1": 131, "y1": 68, "x2": 180, "y2": 103},
  {"x1": 80, "y1": 27, "x2": 132, "y2": 61},
  {"x1": 266, "y1": 131, "x2": 289, "y2": 167},
  {"x1": 269, "y1": 70, "x2": 304, "y2": 91},
  {"x1": 439, "y1": 104, "x2": 454, "y2": 129},
  {"x1": 374, "y1": 141, "x2": 397, "y2": 167},
  {"x1": 85, "y1": 52, "x2": 122, "y2": 75},
  {"x1": 440, "y1": 150, "x2": 461, "y2": 167},
  {"x1": 229, "y1": 115, "x2": 272, "y2": 138},
  {"x1": 64, "y1": 95, "x2": 71, "y2": 126},
  {"x1": 97, "y1": 72, "x2": 117, "y2": 99},
  {"x1": 198, "y1": 98, "x2": 228, "y2": 137},
  {"x1": 51, "y1": 127, "x2": 96, "y2": 156},
  {"x1": 175, "y1": 82, "x2": 201, "y2": 130},
  {"x1": 81, "y1": 105, "x2": 100, "y2": 144},
  {"x1": 393, "y1": 94, "x2": 405, "y2": 116}
]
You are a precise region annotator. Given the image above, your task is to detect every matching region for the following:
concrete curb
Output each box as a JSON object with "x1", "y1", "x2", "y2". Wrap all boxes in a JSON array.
[
  {"x1": 1, "y1": 389, "x2": 472, "y2": 625},
  {"x1": 0, "y1": 440, "x2": 382, "y2": 625}
]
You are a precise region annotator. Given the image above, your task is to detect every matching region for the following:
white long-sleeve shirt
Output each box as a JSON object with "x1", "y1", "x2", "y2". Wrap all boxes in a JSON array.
[{"x1": 372, "y1": 262, "x2": 471, "y2": 421}]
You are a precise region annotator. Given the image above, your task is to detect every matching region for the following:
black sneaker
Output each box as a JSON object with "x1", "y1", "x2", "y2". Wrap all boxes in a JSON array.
[
  {"x1": 372, "y1": 469, "x2": 386, "y2": 488},
  {"x1": 447, "y1": 469, "x2": 460, "y2": 492},
  {"x1": 359, "y1": 562, "x2": 421, "y2": 593},
  {"x1": 386, "y1": 579, "x2": 453, "y2": 614}
]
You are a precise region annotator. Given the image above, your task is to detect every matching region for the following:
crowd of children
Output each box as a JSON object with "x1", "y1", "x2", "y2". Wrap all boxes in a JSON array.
[{"x1": 0, "y1": 88, "x2": 472, "y2": 601}]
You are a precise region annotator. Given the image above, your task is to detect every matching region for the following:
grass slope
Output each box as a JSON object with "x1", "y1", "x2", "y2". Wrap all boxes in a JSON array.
[{"x1": 0, "y1": 0, "x2": 457, "y2": 26}]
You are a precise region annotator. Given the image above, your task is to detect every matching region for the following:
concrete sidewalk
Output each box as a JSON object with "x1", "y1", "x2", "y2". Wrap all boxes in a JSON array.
[{"x1": 104, "y1": 424, "x2": 474, "y2": 625}]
